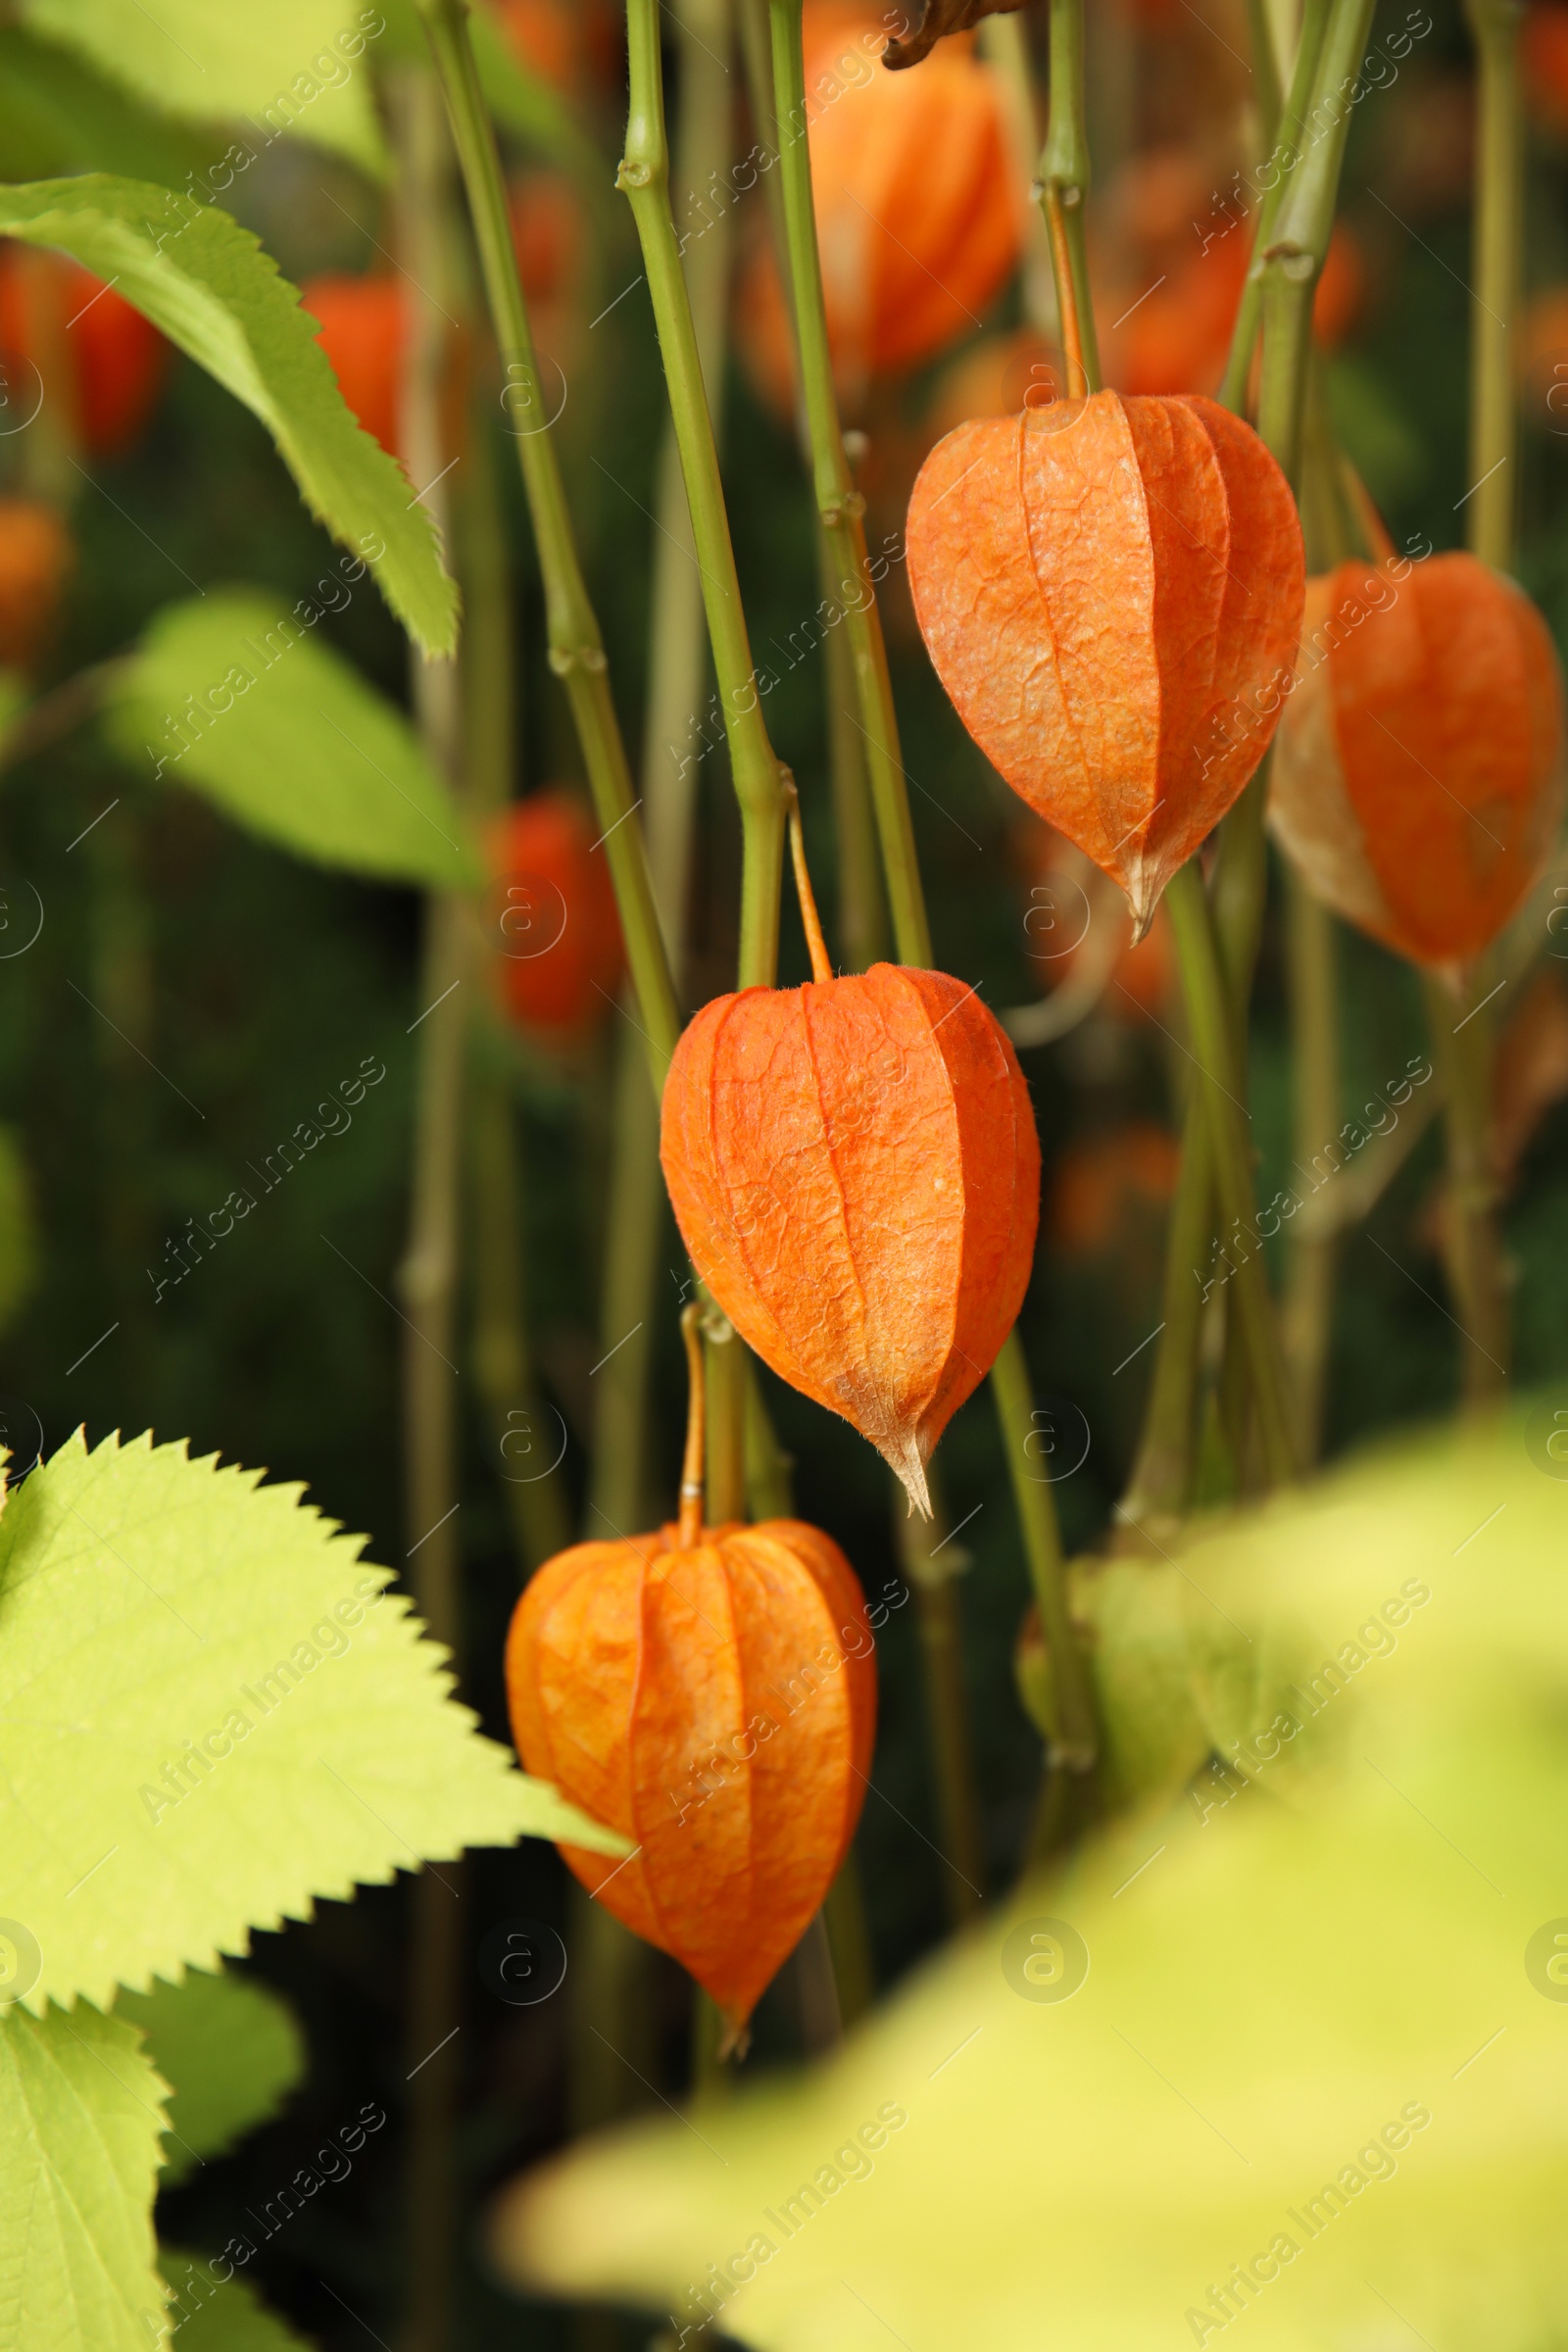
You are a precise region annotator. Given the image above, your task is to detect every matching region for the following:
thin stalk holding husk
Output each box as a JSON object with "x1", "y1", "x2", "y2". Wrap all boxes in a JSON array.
[
  {"x1": 642, "y1": 0, "x2": 736, "y2": 973},
  {"x1": 767, "y1": 0, "x2": 932, "y2": 967},
  {"x1": 767, "y1": 0, "x2": 1090, "y2": 1788},
  {"x1": 1163, "y1": 863, "x2": 1297, "y2": 1485},
  {"x1": 622, "y1": 0, "x2": 788, "y2": 991},
  {"x1": 1037, "y1": 0, "x2": 1102, "y2": 397},
  {"x1": 415, "y1": 0, "x2": 681, "y2": 1081},
  {"x1": 389, "y1": 65, "x2": 466, "y2": 2352}
]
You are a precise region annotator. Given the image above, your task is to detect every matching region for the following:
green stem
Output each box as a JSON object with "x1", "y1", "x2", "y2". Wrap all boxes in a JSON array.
[
  {"x1": 897, "y1": 1475, "x2": 985, "y2": 1924},
  {"x1": 415, "y1": 0, "x2": 681, "y2": 1076},
  {"x1": 978, "y1": 14, "x2": 1057, "y2": 340},
  {"x1": 1464, "y1": 0, "x2": 1522, "y2": 574},
  {"x1": 1282, "y1": 873, "x2": 1340, "y2": 1462},
  {"x1": 622, "y1": 0, "x2": 787, "y2": 990},
  {"x1": 1119, "y1": 1106, "x2": 1213, "y2": 1525},
  {"x1": 640, "y1": 1, "x2": 735, "y2": 976},
  {"x1": 1163, "y1": 862, "x2": 1297, "y2": 1484},
  {"x1": 1037, "y1": 0, "x2": 1102, "y2": 396},
  {"x1": 1217, "y1": 0, "x2": 1331, "y2": 416},
  {"x1": 1259, "y1": 0, "x2": 1378, "y2": 479},
  {"x1": 586, "y1": 1025, "x2": 665, "y2": 1535},
  {"x1": 767, "y1": 0, "x2": 931, "y2": 966},
  {"x1": 990, "y1": 1331, "x2": 1097, "y2": 1767},
  {"x1": 469, "y1": 1054, "x2": 574, "y2": 1569},
  {"x1": 389, "y1": 66, "x2": 466, "y2": 2352},
  {"x1": 1424, "y1": 973, "x2": 1509, "y2": 1406}
]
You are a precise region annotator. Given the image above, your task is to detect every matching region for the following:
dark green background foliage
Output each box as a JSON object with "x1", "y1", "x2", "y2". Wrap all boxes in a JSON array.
[{"x1": 3, "y1": 0, "x2": 1567, "y2": 2338}]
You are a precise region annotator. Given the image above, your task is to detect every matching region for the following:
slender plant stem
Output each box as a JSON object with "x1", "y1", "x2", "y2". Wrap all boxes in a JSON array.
[
  {"x1": 622, "y1": 0, "x2": 787, "y2": 991},
  {"x1": 1163, "y1": 863, "x2": 1296, "y2": 1484},
  {"x1": 1037, "y1": 0, "x2": 1102, "y2": 397},
  {"x1": 642, "y1": 0, "x2": 736, "y2": 975},
  {"x1": 1217, "y1": 0, "x2": 1331, "y2": 416},
  {"x1": 1259, "y1": 0, "x2": 1378, "y2": 478},
  {"x1": 456, "y1": 378, "x2": 573, "y2": 1573},
  {"x1": 587, "y1": 1026, "x2": 665, "y2": 1535},
  {"x1": 1464, "y1": 0, "x2": 1522, "y2": 573},
  {"x1": 389, "y1": 66, "x2": 466, "y2": 2352},
  {"x1": 1429, "y1": 0, "x2": 1523, "y2": 1407},
  {"x1": 1425, "y1": 973, "x2": 1509, "y2": 1403},
  {"x1": 1282, "y1": 875, "x2": 1340, "y2": 1460},
  {"x1": 990, "y1": 1335, "x2": 1097, "y2": 1767},
  {"x1": 767, "y1": 0, "x2": 931, "y2": 966},
  {"x1": 704, "y1": 1319, "x2": 748, "y2": 1520},
  {"x1": 767, "y1": 0, "x2": 1089, "y2": 1786},
  {"x1": 897, "y1": 1480, "x2": 985, "y2": 1924},
  {"x1": 1119, "y1": 1108, "x2": 1214, "y2": 1525},
  {"x1": 416, "y1": 0, "x2": 681, "y2": 1079},
  {"x1": 978, "y1": 13, "x2": 1057, "y2": 342}
]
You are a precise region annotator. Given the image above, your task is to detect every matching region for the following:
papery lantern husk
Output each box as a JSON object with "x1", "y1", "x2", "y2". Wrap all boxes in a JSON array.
[
  {"x1": 1269, "y1": 554, "x2": 1566, "y2": 976},
  {"x1": 660, "y1": 963, "x2": 1040, "y2": 1516},
  {"x1": 905, "y1": 389, "x2": 1305, "y2": 934},
  {"x1": 506, "y1": 1515, "x2": 875, "y2": 2050}
]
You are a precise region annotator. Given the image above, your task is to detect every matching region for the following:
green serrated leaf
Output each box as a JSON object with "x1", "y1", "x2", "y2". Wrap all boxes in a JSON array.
[
  {"x1": 17, "y1": 0, "x2": 390, "y2": 175},
  {"x1": 0, "y1": 178, "x2": 458, "y2": 658},
  {"x1": 0, "y1": 1429, "x2": 626, "y2": 2018},
  {"x1": 0, "y1": 2002, "x2": 169, "y2": 2352},
  {"x1": 104, "y1": 591, "x2": 481, "y2": 889},
  {"x1": 492, "y1": 1416, "x2": 1568, "y2": 2352},
  {"x1": 0, "y1": 28, "x2": 215, "y2": 185},
  {"x1": 157, "y1": 2254, "x2": 316, "y2": 2351},
  {"x1": 115, "y1": 1966, "x2": 305, "y2": 2184}
]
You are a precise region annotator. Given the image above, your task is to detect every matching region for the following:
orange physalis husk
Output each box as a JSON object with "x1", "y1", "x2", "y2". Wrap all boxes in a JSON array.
[
  {"x1": 1269, "y1": 554, "x2": 1567, "y2": 975},
  {"x1": 0, "y1": 499, "x2": 73, "y2": 671},
  {"x1": 0, "y1": 244, "x2": 166, "y2": 459},
  {"x1": 905, "y1": 390, "x2": 1304, "y2": 935},
  {"x1": 505, "y1": 1315, "x2": 876, "y2": 2057},
  {"x1": 487, "y1": 789, "x2": 624, "y2": 1041},
  {"x1": 660, "y1": 961, "x2": 1040, "y2": 1517}
]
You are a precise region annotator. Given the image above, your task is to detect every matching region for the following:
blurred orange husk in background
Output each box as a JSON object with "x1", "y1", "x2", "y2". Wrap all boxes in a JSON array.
[
  {"x1": 0, "y1": 498, "x2": 73, "y2": 671},
  {"x1": 735, "y1": 5, "x2": 1023, "y2": 419},
  {"x1": 488, "y1": 0, "x2": 620, "y2": 95},
  {"x1": 1049, "y1": 1123, "x2": 1182, "y2": 1257},
  {"x1": 0, "y1": 243, "x2": 168, "y2": 459},
  {"x1": 487, "y1": 790, "x2": 625, "y2": 1044},
  {"x1": 1523, "y1": 0, "x2": 1568, "y2": 129},
  {"x1": 1095, "y1": 148, "x2": 1367, "y2": 396}
]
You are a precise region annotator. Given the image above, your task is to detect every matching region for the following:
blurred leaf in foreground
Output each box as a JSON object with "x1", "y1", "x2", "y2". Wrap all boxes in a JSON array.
[
  {"x1": 16, "y1": 0, "x2": 388, "y2": 174},
  {"x1": 494, "y1": 1415, "x2": 1568, "y2": 2352},
  {"x1": 106, "y1": 590, "x2": 482, "y2": 890},
  {"x1": 115, "y1": 1964, "x2": 306, "y2": 2183}
]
